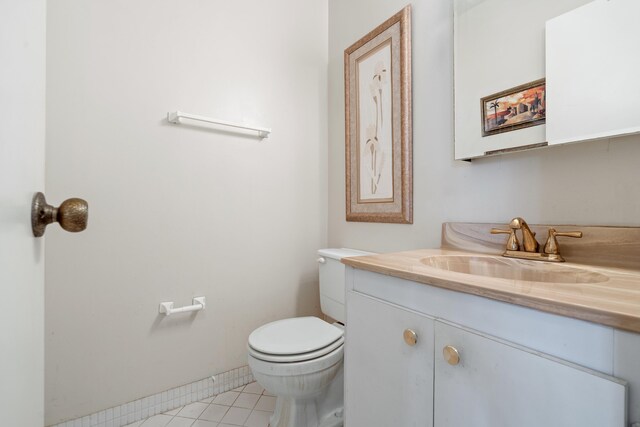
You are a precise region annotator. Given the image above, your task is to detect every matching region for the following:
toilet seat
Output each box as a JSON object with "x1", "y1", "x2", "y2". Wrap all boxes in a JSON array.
[
  {"x1": 249, "y1": 336, "x2": 344, "y2": 363},
  {"x1": 248, "y1": 317, "x2": 344, "y2": 363}
]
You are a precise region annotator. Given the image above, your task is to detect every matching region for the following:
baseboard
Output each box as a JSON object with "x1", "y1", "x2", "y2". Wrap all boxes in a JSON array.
[{"x1": 49, "y1": 365, "x2": 254, "y2": 427}]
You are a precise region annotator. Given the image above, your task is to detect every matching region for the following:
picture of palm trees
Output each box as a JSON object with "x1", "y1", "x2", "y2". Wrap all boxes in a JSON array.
[{"x1": 481, "y1": 79, "x2": 546, "y2": 137}]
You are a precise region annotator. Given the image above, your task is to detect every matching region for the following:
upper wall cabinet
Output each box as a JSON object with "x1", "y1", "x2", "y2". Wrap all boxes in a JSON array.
[
  {"x1": 454, "y1": 0, "x2": 638, "y2": 160},
  {"x1": 546, "y1": 0, "x2": 640, "y2": 145}
]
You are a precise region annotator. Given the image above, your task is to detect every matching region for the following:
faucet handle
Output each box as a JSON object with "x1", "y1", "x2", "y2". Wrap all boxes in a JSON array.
[
  {"x1": 491, "y1": 228, "x2": 519, "y2": 251},
  {"x1": 544, "y1": 228, "x2": 583, "y2": 255},
  {"x1": 491, "y1": 228, "x2": 511, "y2": 235}
]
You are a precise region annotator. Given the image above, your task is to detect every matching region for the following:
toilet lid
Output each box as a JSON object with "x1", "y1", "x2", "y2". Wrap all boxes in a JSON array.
[{"x1": 248, "y1": 317, "x2": 344, "y2": 355}]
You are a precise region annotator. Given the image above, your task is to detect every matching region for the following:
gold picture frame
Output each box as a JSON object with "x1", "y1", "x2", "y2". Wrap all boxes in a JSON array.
[
  {"x1": 344, "y1": 5, "x2": 412, "y2": 223},
  {"x1": 481, "y1": 78, "x2": 546, "y2": 137}
]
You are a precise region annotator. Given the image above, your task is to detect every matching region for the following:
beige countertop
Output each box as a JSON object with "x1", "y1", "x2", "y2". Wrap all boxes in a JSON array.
[{"x1": 342, "y1": 248, "x2": 640, "y2": 333}]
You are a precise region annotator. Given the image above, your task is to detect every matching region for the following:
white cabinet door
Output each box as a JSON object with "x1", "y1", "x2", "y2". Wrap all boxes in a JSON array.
[
  {"x1": 345, "y1": 292, "x2": 434, "y2": 427},
  {"x1": 434, "y1": 321, "x2": 627, "y2": 427},
  {"x1": 546, "y1": 0, "x2": 640, "y2": 145}
]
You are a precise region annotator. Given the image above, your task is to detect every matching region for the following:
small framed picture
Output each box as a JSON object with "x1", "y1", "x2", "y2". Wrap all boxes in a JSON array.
[
  {"x1": 344, "y1": 5, "x2": 412, "y2": 223},
  {"x1": 481, "y1": 78, "x2": 546, "y2": 137}
]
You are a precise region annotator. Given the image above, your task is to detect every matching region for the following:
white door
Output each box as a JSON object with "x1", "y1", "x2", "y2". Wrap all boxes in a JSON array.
[
  {"x1": 434, "y1": 321, "x2": 627, "y2": 427},
  {"x1": 345, "y1": 292, "x2": 434, "y2": 427},
  {"x1": 0, "y1": 1, "x2": 47, "y2": 425}
]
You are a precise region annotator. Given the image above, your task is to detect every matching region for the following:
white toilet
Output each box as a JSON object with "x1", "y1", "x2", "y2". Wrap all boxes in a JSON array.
[{"x1": 247, "y1": 248, "x2": 371, "y2": 427}]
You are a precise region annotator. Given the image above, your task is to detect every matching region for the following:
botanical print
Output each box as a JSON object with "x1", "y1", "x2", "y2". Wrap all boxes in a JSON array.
[
  {"x1": 482, "y1": 80, "x2": 546, "y2": 136},
  {"x1": 344, "y1": 5, "x2": 411, "y2": 223},
  {"x1": 357, "y1": 42, "x2": 393, "y2": 201}
]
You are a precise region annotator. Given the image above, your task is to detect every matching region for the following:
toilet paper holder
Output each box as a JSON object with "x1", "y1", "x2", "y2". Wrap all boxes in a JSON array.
[{"x1": 159, "y1": 296, "x2": 206, "y2": 316}]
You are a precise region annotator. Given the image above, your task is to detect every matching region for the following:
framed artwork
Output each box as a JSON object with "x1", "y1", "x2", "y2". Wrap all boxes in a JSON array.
[
  {"x1": 344, "y1": 5, "x2": 412, "y2": 224},
  {"x1": 481, "y1": 79, "x2": 546, "y2": 137}
]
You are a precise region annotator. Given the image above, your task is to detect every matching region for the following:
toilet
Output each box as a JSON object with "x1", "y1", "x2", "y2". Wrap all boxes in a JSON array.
[{"x1": 247, "y1": 248, "x2": 371, "y2": 427}]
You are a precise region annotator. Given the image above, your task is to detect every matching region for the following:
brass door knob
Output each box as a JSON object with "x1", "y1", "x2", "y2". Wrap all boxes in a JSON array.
[
  {"x1": 403, "y1": 329, "x2": 418, "y2": 346},
  {"x1": 443, "y1": 345, "x2": 460, "y2": 365},
  {"x1": 32, "y1": 192, "x2": 88, "y2": 237}
]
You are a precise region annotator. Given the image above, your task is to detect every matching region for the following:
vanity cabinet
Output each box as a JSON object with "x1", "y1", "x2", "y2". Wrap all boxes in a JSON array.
[
  {"x1": 345, "y1": 292, "x2": 434, "y2": 426},
  {"x1": 345, "y1": 268, "x2": 631, "y2": 427}
]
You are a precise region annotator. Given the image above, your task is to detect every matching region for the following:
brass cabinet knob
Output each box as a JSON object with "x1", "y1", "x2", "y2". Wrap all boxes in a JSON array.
[
  {"x1": 443, "y1": 345, "x2": 460, "y2": 365},
  {"x1": 403, "y1": 329, "x2": 418, "y2": 346},
  {"x1": 32, "y1": 192, "x2": 88, "y2": 237}
]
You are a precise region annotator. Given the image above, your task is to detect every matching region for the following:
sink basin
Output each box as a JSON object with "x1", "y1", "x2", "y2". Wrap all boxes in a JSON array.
[{"x1": 420, "y1": 255, "x2": 609, "y2": 284}]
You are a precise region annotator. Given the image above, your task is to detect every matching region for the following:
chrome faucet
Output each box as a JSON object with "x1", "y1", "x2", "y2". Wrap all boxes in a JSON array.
[{"x1": 491, "y1": 217, "x2": 582, "y2": 262}]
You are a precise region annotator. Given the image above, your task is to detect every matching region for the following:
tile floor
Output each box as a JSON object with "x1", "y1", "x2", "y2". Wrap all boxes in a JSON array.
[{"x1": 123, "y1": 382, "x2": 276, "y2": 427}]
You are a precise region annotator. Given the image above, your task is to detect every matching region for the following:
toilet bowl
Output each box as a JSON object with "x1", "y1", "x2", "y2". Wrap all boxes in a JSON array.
[
  {"x1": 248, "y1": 317, "x2": 344, "y2": 427},
  {"x1": 246, "y1": 248, "x2": 372, "y2": 427}
]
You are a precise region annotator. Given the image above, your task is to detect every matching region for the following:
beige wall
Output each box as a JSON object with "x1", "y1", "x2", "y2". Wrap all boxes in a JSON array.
[
  {"x1": 328, "y1": 0, "x2": 640, "y2": 253},
  {"x1": 45, "y1": 1, "x2": 327, "y2": 424}
]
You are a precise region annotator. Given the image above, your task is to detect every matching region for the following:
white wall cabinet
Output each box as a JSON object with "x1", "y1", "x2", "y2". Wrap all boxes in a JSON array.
[
  {"x1": 345, "y1": 268, "x2": 635, "y2": 427},
  {"x1": 454, "y1": 0, "x2": 640, "y2": 159},
  {"x1": 453, "y1": 0, "x2": 590, "y2": 160},
  {"x1": 345, "y1": 292, "x2": 434, "y2": 426}
]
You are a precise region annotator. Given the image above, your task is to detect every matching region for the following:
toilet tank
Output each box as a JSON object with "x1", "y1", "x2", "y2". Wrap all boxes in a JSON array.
[{"x1": 317, "y1": 248, "x2": 373, "y2": 323}]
